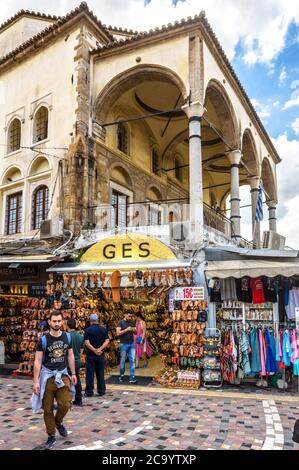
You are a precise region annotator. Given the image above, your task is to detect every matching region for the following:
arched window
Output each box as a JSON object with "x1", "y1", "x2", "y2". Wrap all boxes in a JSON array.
[
  {"x1": 117, "y1": 123, "x2": 128, "y2": 154},
  {"x1": 174, "y1": 155, "x2": 183, "y2": 182},
  {"x1": 7, "y1": 118, "x2": 21, "y2": 153},
  {"x1": 152, "y1": 148, "x2": 159, "y2": 174},
  {"x1": 32, "y1": 185, "x2": 49, "y2": 229},
  {"x1": 33, "y1": 106, "x2": 48, "y2": 143}
]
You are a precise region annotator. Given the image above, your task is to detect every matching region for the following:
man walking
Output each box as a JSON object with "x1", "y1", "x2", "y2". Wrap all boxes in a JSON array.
[
  {"x1": 84, "y1": 313, "x2": 110, "y2": 397},
  {"x1": 66, "y1": 318, "x2": 84, "y2": 406},
  {"x1": 32, "y1": 311, "x2": 77, "y2": 450},
  {"x1": 116, "y1": 311, "x2": 137, "y2": 384}
]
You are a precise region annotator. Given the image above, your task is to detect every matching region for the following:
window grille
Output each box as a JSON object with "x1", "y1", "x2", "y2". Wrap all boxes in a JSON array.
[
  {"x1": 34, "y1": 107, "x2": 48, "y2": 143},
  {"x1": 117, "y1": 123, "x2": 128, "y2": 154},
  {"x1": 6, "y1": 192, "x2": 22, "y2": 235},
  {"x1": 32, "y1": 186, "x2": 49, "y2": 229},
  {"x1": 8, "y1": 119, "x2": 21, "y2": 153}
]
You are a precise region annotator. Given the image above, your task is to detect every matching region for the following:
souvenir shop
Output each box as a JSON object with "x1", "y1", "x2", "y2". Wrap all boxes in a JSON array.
[
  {"x1": 0, "y1": 257, "x2": 54, "y2": 374},
  {"x1": 44, "y1": 233, "x2": 209, "y2": 389},
  {"x1": 205, "y1": 258, "x2": 299, "y2": 390}
]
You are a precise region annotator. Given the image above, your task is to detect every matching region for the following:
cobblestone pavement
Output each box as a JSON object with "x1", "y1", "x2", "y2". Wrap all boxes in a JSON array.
[{"x1": 0, "y1": 377, "x2": 298, "y2": 451}]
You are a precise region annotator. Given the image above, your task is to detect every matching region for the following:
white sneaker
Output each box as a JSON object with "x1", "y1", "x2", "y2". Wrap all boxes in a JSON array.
[{"x1": 256, "y1": 379, "x2": 263, "y2": 387}]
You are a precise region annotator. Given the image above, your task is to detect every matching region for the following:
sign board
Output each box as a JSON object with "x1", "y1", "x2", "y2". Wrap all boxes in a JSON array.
[
  {"x1": 174, "y1": 286, "x2": 205, "y2": 301},
  {"x1": 177, "y1": 371, "x2": 199, "y2": 381},
  {"x1": 28, "y1": 285, "x2": 47, "y2": 298},
  {"x1": 80, "y1": 233, "x2": 176, "y2": 263},
  {"x1": 0, "y1": 266, "x2": 39, "y2": 282}
]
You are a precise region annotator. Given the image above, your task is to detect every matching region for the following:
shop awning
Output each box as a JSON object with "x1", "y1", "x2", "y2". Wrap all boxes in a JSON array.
[
  {"x1": 0, "y1": 255, "x2": 56, "y2": 264},
  {"x1": 47, "y1": 259, "x2": 192, "y2": 273},
  {"x1": 205, "y1": 259, "x2": 299, "y2": 279}
]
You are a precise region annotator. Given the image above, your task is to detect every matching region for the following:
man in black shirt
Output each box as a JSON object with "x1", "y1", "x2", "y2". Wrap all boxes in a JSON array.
[
  {"x1": 117, "y1": 312, "x2": 137, "y2": 384},
  {"x1": 84, "y1": 313, "x2": 110, "y2": 397},
  {"x1": 33, "y1": 310, "x2": 77, "y2": 450}
]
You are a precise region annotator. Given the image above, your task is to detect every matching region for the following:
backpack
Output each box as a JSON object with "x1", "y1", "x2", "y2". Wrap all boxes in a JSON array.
[{"x1": 41, "y1": 332, "x2": 71, "y2": 352}]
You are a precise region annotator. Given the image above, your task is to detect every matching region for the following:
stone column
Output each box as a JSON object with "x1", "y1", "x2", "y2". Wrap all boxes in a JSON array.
[
  {"x1": 182, "y1": 101, "x2": 205, "y2": 244},
  {"x1": 228, "y1": 150, "x2": 242, "y2": 239},
  {"x1": 267, "y1": 200, "x2": 277, "y2": 232},
  {"x1": 249, "y1": 176, "x2": 261, "y2": 248}
]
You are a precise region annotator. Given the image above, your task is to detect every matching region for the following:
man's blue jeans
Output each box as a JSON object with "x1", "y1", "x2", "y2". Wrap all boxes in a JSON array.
[{"x1": 120, "y1": 343, "x2": 136, "y2": 378}]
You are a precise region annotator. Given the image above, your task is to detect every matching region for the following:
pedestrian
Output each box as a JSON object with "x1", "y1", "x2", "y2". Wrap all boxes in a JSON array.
[
  {"x1": 32, "y1": 310, "x2": 77, "y2": 450},
  {"x1": 116, "y1": 311, "x2": 137, "y2": 384},
  {"x1": 66, "y1": 318, "x2": 84, "y2": 406},
  {"x1": 84, "y1": 313, "x2": 110, "y2": 397},
  {"x1": 134, "y1": 313, "x2": 153, "y2": 369}
]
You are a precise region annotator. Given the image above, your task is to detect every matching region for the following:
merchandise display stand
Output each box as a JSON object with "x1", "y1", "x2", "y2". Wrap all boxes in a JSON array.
[
  {"x1": 155, "y1": 297, "x2": 207, "y2": 389},
  {"x1": 202, "y1": 328, "x2": 222, "y2": 388}
]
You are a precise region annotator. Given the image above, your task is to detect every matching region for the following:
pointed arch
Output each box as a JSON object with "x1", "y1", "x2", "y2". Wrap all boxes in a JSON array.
[
  {"x1": 204, "y1": 78, "x2": 239, "y2": 149},
  {"x1": 241, "y1": 128, "x2": 259, "y2": 176}
]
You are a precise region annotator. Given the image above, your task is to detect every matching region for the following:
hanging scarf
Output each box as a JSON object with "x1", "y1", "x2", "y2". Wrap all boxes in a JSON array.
[
  {"x1": 250, "y1": 328, "x2": 261, "y2": 374},
  {"x1": 282, "y1": 330, "x2": 292, "y2": 367},
  {"x1": 290, "y1": 330, "x2": 299, "y2": 362},
  {"x1": 241, "y1": 330, "x2": 251, "y2": 376},
  {"x1": 265, "y1": 329, "x2": 277, "y2": 374},
  {"x1": 258, "y1": 329, "x2": 266, "y2": 376}
]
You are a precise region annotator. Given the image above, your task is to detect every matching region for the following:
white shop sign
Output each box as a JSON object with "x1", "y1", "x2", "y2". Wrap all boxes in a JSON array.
[
  {"x1": 174, "y1": 286, "x2": 205, "y2": 300},
  {"x1": 177, "y1": 371, "x2": 199, "y2": 381}
]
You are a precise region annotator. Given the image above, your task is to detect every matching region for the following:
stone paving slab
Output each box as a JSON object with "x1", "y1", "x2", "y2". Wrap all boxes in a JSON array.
[{"x1": 0, "y1": 378, "x2": 297, "y2": 450}]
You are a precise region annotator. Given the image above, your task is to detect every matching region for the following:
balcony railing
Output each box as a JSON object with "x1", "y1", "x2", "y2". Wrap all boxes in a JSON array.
[
  {"x1": 88, "y1": 200, "x2": 234, "y2": 240},
  {"x1": 203, "y1": 203, "x2": 231, "y2": 238}
]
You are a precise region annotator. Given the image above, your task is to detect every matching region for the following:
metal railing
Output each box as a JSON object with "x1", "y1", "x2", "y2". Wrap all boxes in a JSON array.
[
  {"x1": 203, "y1": 203, "x2": 231, "y2": 238},
  {"x1": 89, "y1": 200, "x2": 233, "y2": 238}
]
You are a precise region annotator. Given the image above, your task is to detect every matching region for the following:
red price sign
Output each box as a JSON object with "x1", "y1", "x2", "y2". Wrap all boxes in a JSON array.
[{"x1": 183, "y1": 287, "x2": 193, "y2": 299}]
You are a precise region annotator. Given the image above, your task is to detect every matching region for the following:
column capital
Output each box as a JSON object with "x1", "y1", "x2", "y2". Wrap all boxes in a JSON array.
[
  {"x1": 182, "y1": 101, "x2": 205, "y2": 119},
  {"x1": 249, "y1": 175, "x2": 260, "y2": 190},
  {"x1": 228, "y1": 149, "x2": 242, "y2": 165}
]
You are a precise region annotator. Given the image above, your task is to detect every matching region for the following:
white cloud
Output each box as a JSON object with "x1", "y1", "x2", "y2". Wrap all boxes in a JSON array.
[
  {"x1": 283, "y1": 96, "x2": 299, "y2": 110},
  {"x1": 282, "y1": 80, "x2": 299, "y2": 110},
  {"x1": 250, "y1": 98, "x2": 272, "y2": 121},
  {"x1": 279, "y1": 66, "x2": 287, "y2": 86},
  {"x1": 1, "y1": 0, "x2": 299, "y2": 65},
  {"x1": 291, "y1": 117, "x2": 299, "y2": 135},
  {"x1": 271, "y1": 133, "x2": 299, "y2": 246}
]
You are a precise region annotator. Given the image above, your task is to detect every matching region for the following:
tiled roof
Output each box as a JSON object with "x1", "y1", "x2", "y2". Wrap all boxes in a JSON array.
[
  {"x1": 0, "y1": 9, "x2": 60, "y2": 34},
  {"x1": 0, "y1": 2, "x2": 114, "y2": 67},
  {"x1": 92, "y1": 12, "x2": 280, "y2": 163},
  {"x1": 91, "y1": 13, "x2": 207, "y2": 53},
  {"x1": 107, "y1": 26, "x2": 140, "y2": 36}
]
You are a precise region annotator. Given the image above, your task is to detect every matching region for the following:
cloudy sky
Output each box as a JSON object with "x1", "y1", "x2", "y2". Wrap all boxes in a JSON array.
[{"x1": 1, "y1": 1, "x2": 299, "y2": 246}]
